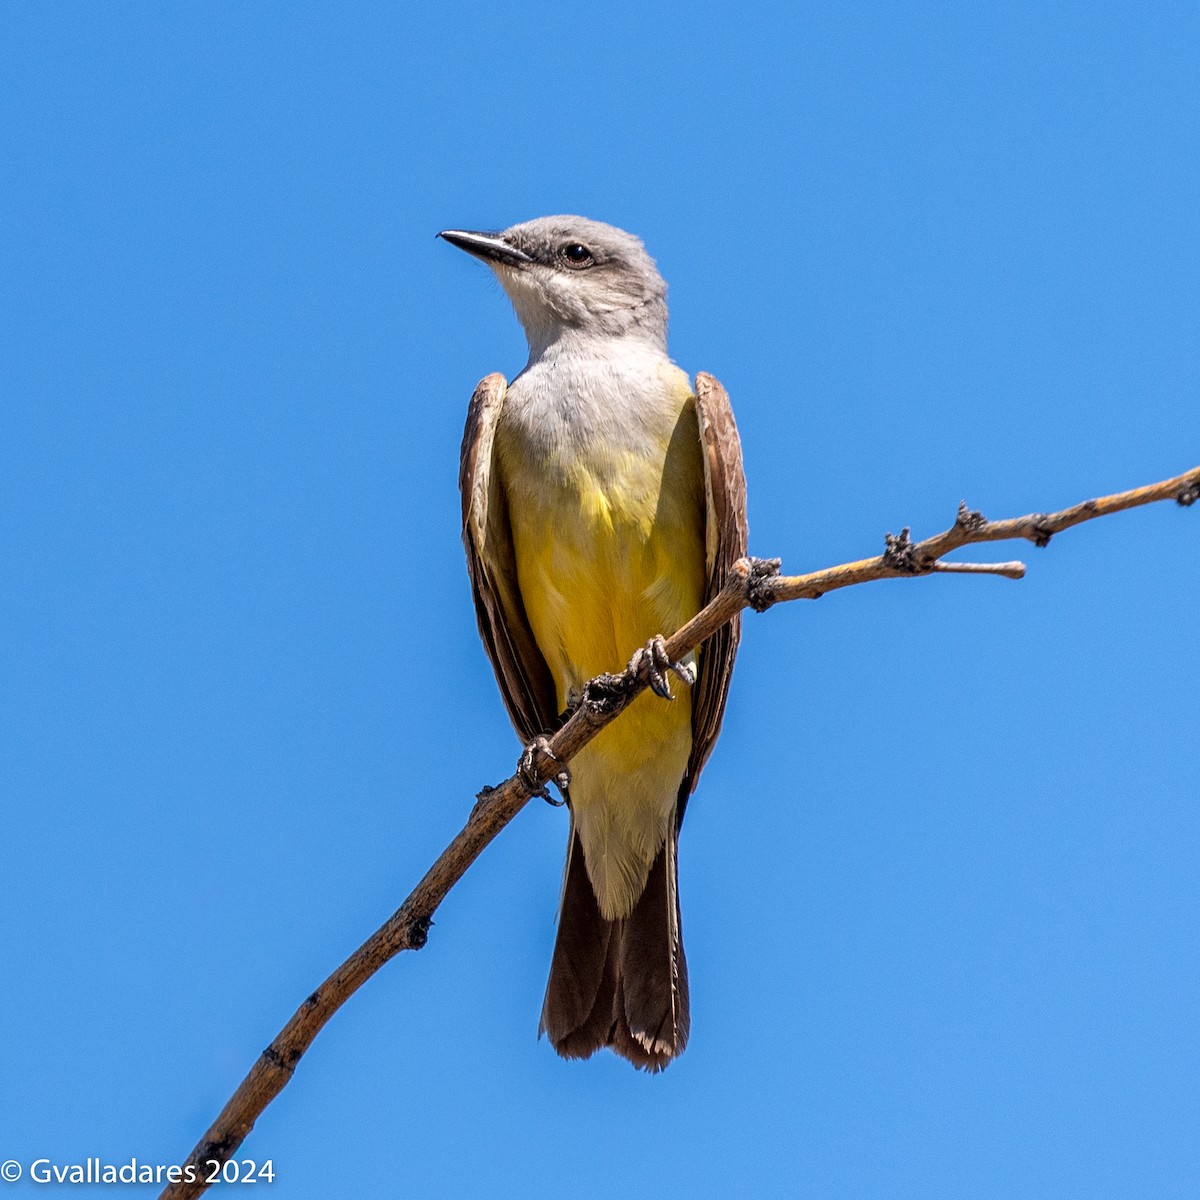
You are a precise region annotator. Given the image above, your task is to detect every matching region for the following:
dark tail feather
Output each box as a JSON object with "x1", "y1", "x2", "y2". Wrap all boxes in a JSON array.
[
  {"x1": 614, "y1": 829, "x2": 690, "y2": 1068},
  {"x1": 540, "y1": 826, "x2": 689, "y2": 1071},
  {"x1": 538, "y1": 829, "x2": 617, "y2": 1058}
]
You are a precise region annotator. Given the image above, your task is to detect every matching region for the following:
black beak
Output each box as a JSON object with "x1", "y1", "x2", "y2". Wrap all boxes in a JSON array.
[{"x1": 438, "y1": 229, "x2": 533, "y2": 268}]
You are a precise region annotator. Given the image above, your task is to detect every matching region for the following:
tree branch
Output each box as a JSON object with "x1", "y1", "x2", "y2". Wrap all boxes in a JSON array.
[{"x1": 161, "y1": 462, "x2": 1199, "y2": 1199}]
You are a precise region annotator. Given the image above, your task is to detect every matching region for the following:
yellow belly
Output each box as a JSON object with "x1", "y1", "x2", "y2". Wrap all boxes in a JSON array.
[{"x1": 496, "y1": 386, "x2": 706, "y2": 918}]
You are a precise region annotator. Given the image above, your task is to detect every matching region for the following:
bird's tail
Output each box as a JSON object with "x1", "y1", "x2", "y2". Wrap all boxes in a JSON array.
[{"x1": 539, "y1": 820, "x2": 690, "y2": 1071}]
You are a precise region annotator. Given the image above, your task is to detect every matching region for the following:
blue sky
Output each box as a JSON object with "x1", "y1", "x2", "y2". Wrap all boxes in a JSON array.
[{"x1": 2, "y1": 2, "x2": 1198, "y2": 1197}]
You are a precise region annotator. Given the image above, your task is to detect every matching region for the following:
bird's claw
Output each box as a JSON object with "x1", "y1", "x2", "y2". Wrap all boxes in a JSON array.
[
  {"x1": 631, "y1": 635, "x2": 695, "y2": 701},
  {"x1": 518, "y1": 736, "x2": 569, "y2": 804}
]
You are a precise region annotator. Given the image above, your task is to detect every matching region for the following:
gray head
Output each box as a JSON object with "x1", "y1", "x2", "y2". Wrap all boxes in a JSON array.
[{"x1": 439, "y1": 216, "x2": 668, "y2": 356}]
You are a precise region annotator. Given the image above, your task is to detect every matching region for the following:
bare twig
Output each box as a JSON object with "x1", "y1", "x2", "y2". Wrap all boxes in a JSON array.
[
  {"x1": 161, "y1": 462, "x2": 1199, "y2": 1199},
  {"x1": 929, "y1": 560, "x2": 1026, "y2": 579}
]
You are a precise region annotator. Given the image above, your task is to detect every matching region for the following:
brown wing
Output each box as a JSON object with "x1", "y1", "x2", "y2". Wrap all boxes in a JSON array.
[
  {"x1": 679, "y1": 372, "x2": 749, "y2": 822},
  {"x1": 460, "y1": 373, "x2": 559, "y2": 744}
]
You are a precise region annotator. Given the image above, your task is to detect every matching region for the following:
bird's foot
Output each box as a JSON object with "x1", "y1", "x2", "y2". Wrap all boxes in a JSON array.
[
  {"x1": 630, "y1": 635, "x2": 695, "y2": 701},
  {"x1": 518, "y1": 736, "x2": 569, "y2": 805}
]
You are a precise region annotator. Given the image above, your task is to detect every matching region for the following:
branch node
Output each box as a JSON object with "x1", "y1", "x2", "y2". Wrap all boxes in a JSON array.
[
  {"x1": 470, "y1": 784, "x2": 496, "y2": 819},
  {"x1": 1029, "y1": 517, "x2": 1055, "y2": 547},
  {"x1": 1177, "y1": 482, "x2": 1199, "y2": 507},
  {"x1": 406, "y1": 913, "x2": 432, "y2": 951},
  {"x1": 955, "y1": 500, "x2": 987, "y2": 531},
  {"x1": 196, "y1": 1135, "x2": 242, "y2": 1163},
  {"x1": 261, "y1": 1044, "x2": 298, "y2": 1077},
  {"x1": 745, "y1": 556, "x2": 783, "y2": 612},
  {"x1": 581, "y1": 671, "x2": 634, "y2": 714},
  {"x1": 882, "y1": 527, "x2": 922, "y2": 573}
]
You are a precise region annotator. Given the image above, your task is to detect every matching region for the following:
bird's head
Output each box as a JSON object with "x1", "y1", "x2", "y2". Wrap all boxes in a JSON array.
[{"x1": 439, "y1": 216, "x2": 668, "y2": 356}]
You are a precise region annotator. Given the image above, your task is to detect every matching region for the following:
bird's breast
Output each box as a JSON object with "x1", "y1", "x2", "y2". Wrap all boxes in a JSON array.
[{"x1": 494, "y1": 357, "x2": 706, "y2": 704}]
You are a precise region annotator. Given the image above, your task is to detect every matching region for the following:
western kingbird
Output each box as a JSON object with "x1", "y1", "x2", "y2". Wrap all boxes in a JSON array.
[{"x1": 440, "y1": 216, "x2": 747, "y2": 1070}]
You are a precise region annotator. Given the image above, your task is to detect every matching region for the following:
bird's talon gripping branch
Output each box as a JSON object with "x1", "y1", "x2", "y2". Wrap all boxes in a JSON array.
[
  {"x1": 518, "y1": 736, "x2": 567, "y2": 804},
  {"x1": 674, "y1": 660, "x2": 697, "y2": 688},
  {"x1": 630, "y1": 634, "x2": 694, "y2": 701},
  {"x1": 1177, "y1": 482, "x2": 1199, "y2": 507}
]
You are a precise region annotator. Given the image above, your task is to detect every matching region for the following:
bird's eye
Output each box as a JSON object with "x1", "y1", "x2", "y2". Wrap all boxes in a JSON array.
[{"x1": 562, "y1": 243, "x2": 594, "y2": 268}]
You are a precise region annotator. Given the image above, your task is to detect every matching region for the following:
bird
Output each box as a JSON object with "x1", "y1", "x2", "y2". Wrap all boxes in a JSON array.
[{"x1": 441, "y1": 216, "x2": 747, "y2": 1070}]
